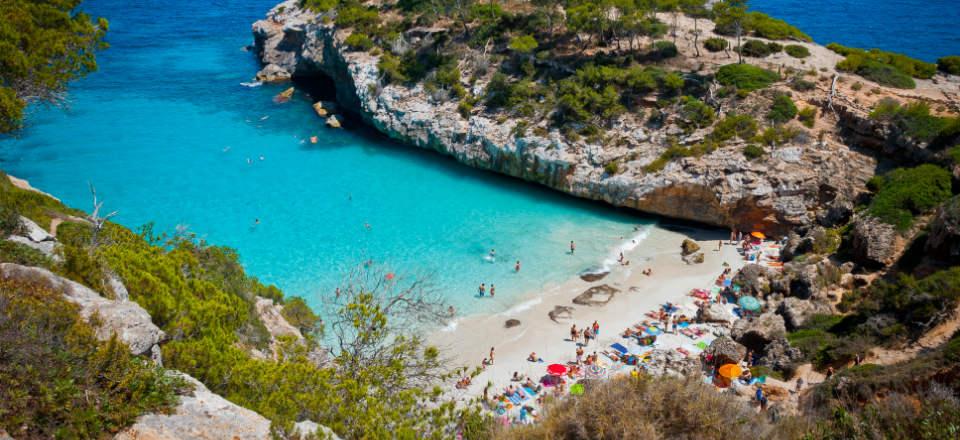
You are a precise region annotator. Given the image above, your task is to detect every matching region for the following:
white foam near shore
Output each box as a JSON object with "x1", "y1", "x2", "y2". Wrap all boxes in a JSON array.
[{"x1": 498, "y1": 297, "x2": 543, "y2": 316}]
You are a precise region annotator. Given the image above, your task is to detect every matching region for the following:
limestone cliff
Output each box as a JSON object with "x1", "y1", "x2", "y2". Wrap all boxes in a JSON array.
[{"x1": 251, "y1": 0, "x2": 884, "y2": 234}]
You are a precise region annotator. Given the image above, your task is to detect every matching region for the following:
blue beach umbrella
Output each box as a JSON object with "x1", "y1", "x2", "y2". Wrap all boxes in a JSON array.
[{"x1": 738, "y1": 296, "x2": 762, "y2": 312}]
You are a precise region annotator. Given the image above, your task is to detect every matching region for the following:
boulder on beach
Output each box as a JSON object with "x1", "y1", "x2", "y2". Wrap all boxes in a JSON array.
[
  {"x1": 682, "y1": 252, "x2": 704, "y2": 264},
  {"x1": 699, "y1": 303, "x2": 735, "y2": 325},
  {"x1": 757, "y1": 337, "x2": 803, "y2": 372},
  {"x1": 681, "y1": 239, "x2": 700, "y2": 256},
  {"x1": 705, "y1": 336, "x2": 747, "y2": 365},
  {"x1": 505, "y1": 319, "x2": 521, "y2": 328},
  {"x1": 572, "y1": 284, "x2": 618, "y2": 306},
  {"x1": 579, "y1": 269, "x2": 609, "y2": 282}
]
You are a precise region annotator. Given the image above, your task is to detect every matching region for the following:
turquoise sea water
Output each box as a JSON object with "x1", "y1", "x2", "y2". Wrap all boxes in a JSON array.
[
  {"x1": 1, "y1": 0, "x2": 957, "y2": 315},
  {"x1": 0, "y1": 0, "x2": 648, "y2": 314}
]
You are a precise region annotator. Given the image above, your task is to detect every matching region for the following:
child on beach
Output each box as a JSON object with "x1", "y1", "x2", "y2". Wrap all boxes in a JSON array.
[{"x1": 490, "y1": 284, "x2": 495, "y2": 298}]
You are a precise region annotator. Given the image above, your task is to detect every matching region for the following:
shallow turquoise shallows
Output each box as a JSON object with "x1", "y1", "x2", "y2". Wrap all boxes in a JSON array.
[{"x1": 0, "y1": 0, "x2": 651, "y2": 315}]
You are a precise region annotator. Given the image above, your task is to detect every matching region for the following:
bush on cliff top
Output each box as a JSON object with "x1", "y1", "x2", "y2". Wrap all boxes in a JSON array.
[
  {"x1": 939, "y1": 55, "x2": 960, "y2": 75},
  {"x1": 714, "y1": 11, "x2": 811, "y2": 42},
  {"x1": 869, "y1": 98, "x2": 960, "y2": 145},
  {"x1": 0, "y1": 277, "x2": 183, "y2": 438},
  {"x1": 784, "y1": 44, "x2": 810, "y2": 58},
  {"x1": 736, "y1": 39, "x2": 782, "y2": 58},
  {"x1": 704, "y1": 37, "x2": 729, "y2": 52},
  {"x1": 866, "y1": 164, "x2": 952, "y2": 230},
  {"x1": 716, "y1": 64, "x2": 779, "y2": 92},
  {"x1": 767, "y1": 94, "x2": 798, "y2": 123},
  {"x1": 829, "y1": 43, "x2": 936, "y2": 88}
]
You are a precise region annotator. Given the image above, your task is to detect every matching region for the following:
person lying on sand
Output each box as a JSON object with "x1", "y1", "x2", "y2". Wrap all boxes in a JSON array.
[
  {"x1": 527, "y1": 352, "x2": 540, "y2": 362},
  {"x1": 622, "y1": 327, "x2": 636, "y2": 338},
  {"x1": 512, "y1": 372, "x2": 521, "y2": 381}
]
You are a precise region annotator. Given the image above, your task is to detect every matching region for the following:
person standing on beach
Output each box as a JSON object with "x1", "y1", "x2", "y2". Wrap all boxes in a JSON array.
[
  {"x1": 592, "y1": 320, "x2": 600, "y2": 337},
  {"x1": 479, "y1": 283, "x2": 486, "y2": 297},
  {"x1": 489, "y1": 347, "x2": 495, "y2": 364},
  {"x1": 490, "y1": 284, "x2": 496, "y2": 298},
  {"x1": 570, "y1": 324, "x2": 578, "y2": 342},
  {"x1": 576, "y1": 346, "x2": 584, "y2": 363},
  {"x1": 570, "y1": 241, "x2": 576, "y2": 254}
]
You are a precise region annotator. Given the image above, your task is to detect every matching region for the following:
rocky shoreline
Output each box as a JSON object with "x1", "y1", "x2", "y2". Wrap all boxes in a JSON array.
[{"x1": 249, "y1": 0, "x2": 915, "y2": 235}]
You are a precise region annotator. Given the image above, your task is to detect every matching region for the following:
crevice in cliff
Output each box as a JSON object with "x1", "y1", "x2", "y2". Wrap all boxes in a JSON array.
[{"x1": 292, "y1": 73, "x2": 337, "y2": 103}]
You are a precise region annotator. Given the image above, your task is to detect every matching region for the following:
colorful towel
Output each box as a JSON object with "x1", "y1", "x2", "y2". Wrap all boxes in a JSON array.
[
  {"x1": 611, "y1": 342, "x2": 629, "y2": 354},
  {"x1": 523, "y1": 386, "x2": 538, "y2": 397},
  {"x1": 506, "y1": 393, "x2": 523, "y2": 406},
  {"x1": 696, "y1": 341, "x2": 708, "y2": 350}
]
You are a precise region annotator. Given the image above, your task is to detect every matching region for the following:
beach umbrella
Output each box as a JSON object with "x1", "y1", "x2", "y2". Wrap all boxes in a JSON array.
[
  {"x1": 718, "y1": 363, "x2": 742, "y2": 379},
  {"x1": 569, "y1": 383, "x2": 585, "y2": 395},
  {"x1": 586, "y1": 365, "x2": 606, "y2": 379},
  {"x1": 547, "y1": 363, "x2": 568, "y2": 376},
  {"x1": 738, "y1": 296, "x2": 762, "y2": 312},
  {"x1": 751, "y1": 231, "x2": 766, "y2": 240}
]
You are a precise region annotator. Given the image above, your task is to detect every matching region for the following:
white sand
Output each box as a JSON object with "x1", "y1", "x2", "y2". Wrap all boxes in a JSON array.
[{"x1": 430, "y1": 223, "x2": 747, "y2": 401}]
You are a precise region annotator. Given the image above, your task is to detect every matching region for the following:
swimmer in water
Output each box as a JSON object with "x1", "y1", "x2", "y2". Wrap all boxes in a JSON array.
[
  {"x1": 515, "y1": 260, "x2": 521, "y2": 272},
  {"x1": 259, "y1": 155, "x2": 265, "y2": 161},
  {"x1": 570, "y1": 241, "x2": 576, "y2": 254},
  {"x1": 489, "y1": 248, "x2": 496, "y2": 260},
  {"x1": 246, "y1": 158, "x2": 253, "y2": 165},
  {"x1": 364, "y1": 222, "x2": 371, "y2": 230}
]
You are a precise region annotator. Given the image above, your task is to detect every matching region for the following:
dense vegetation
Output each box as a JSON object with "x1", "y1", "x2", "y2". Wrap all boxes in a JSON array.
[
  {"x1": 864, "y1": 164, "x2": 952, "y2": 230},
  {"x1": 0, "y1": 277, "x2": 183, "y2": 438},
  {"x1": 0, "y1": 0, "x2": 108, "y2": 133},
  {"x1": 869, "y1": 98, "x2": 960, "y2": 146},
  {"x1": 828, "y1": 43, "x2": 937, "y2": 88},
  {"x1": 715, "y1": 63, "x2": 779, "y2": 92},
  {"x1": 939, "y1": 56, "x2": 960, "y2": 75}
]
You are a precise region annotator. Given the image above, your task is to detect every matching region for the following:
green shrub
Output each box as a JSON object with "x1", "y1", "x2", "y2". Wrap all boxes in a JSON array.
[
  {"x1": 378, "y1": 53, "x2": 408, "y2": 83},
  {"x1": 650, "y1": 40, "x2": 678, "y2": 59},
  {"x1": 737, "y1": 39, "x2": 781, "y2": 58},
  {"x1": 869, "y1": 99, "x2": 955, "y2": 144},
  {"x1": 344, "y1": 32, "x2": 374, "y2": 51},
  {"x1": 335, "y1": 5, "x2": 380, "y2": 31},
  {"x1": 767, "y1": 94, "x2": 798, "y2": 123},
  {"x1": 756, "y1": 125, "x2": 801, "y2": 146},
  {"x1": 508, "y1": 34, "x2": 538, "y2": 54},
  {"x1": 457, "y1": 100, "x2": 474, "y2": 118},
  {"x1": 703, "y1": 37, "x2": 728, "y2": 52},
  {"x1": 855, "y1": 60, "x2": 916, "y2": 89},
  {"x1": 0, "y1": 278, "x2": 183, "y2": 438},
  {"x1": 789, "y1": 77, "x2": 815, "y2": 92},
  {"x1": 830, "y1": 43, "x2": 935, "y2": 87},
  {"x1": 866, "y1": 267, "x2": 960, "y2": 337},
  {"x1": 798, "y1": 106, "x2": 817, "y2": 128},
  {"x1": 866, "y1": 164, "x2": 952, "y2": 230},
  {"x1": 711, "y1": 114, "x2": 759, "y2": 141},
  {"x1": 784, "y1": 44, "x2": 810, "y2": 58},
  {"x1": 715, "y1": 64, "x2": 779, "y2": 92},
  {"x1": 301, "y1": 0, "x2": 338, "y2": 12},
  {"x1": 678, "y1": 96, "x2": 715, "y2": 130},
  {"x1": 0, "y1": 240, "x2": 55, "y2": 269},
  {"x1": 715, "y1": 11, "x2": 810, "y2": 41},
  {"x1": 938, "y1": 55, "x2": 960, "y2": 75},
  {"x1": 743, "y1": 144, "x2": 764, "y2": 160},
  {"x1": 604, "y1": 162, "x2": 620, "y2": 175}
]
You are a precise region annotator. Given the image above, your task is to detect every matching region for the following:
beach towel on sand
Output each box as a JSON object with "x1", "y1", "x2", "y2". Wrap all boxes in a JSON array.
[
  {"x1": 507, "y1": 393, "x2": 523, "y2": 405},
  {"x1": 523, "y1": 387, "x2": 538, "y2": 397},
  {"x1": 611, "y1": 343, "x2": 629, "y2": 355}
]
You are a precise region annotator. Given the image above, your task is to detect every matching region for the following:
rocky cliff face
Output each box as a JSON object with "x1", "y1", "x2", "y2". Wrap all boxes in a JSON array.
[{"x1": 252, "y1": 1, "x2": 875, "y2": 235}]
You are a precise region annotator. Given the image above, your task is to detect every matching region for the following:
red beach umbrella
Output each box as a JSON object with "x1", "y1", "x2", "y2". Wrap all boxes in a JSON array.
[{"x1": 547, "y1": 364, "x2": 568, "y2": 376}]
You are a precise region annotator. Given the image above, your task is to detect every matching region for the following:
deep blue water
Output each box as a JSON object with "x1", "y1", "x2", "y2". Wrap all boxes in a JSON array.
[
  {"x1": 0, "y1": 0, "x2": 648, "y2": 315},
  {"x1": 750, "y1": 0, "x2": 960, "y2": 62},
  {"x1": 1, "y1": 0, "x2": 957, "y2": 315}
]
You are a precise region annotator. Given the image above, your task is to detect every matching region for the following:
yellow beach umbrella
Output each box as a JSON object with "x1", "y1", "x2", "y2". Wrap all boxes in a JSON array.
[{"x1": 718, "y1": 363, "x2": 743, "y2": 379}]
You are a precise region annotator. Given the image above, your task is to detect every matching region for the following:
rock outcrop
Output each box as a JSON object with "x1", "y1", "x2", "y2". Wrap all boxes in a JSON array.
[
  {"x1": 681, "y1": 239, "x2": 700, "y2": 255},
  {"x1": 778, "y1": 297, "x2": 832, "y2": 330},
  {"x1": 114, "y1": 372, "x2": 272, "y2": 440},
  {"x1": 926, "y1": 196, "x2": 960, "y2": 261},
  {"x1": 572, "y1": 284, "x2": 618, "y2": 306},
  {"x1": 0, "y1": 263, "x2": 164, "y2": 357},
  {"x1": 251, "y1": 0, "x2": 875, "y2": 234},
  {"x1": 699, "y1": 303, "x2": 736, "y2": 325},
  {"x1": 757, "y1": 337, "x2": 803, "y2": 371},
  {"x1": 731, "y1": 312, "x2": 787, "y2": 352},
  {"x1": 705, "y1": 336, "x2": 747, "y2": 365},
  {"x1": 850, "y1": 215, "x2": 902, "y2": 267}
]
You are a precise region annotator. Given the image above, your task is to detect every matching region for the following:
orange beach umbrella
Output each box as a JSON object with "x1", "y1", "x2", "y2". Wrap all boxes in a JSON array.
[
  {"x1": 718, "y1": 363, "x2": 743, "y2": 379},
  {"x1": 750, "y1": 231, "x2": 766, "y2": 240}
]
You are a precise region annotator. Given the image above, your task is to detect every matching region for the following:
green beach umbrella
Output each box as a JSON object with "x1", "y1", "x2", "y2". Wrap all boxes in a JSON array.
[{"x1": 739, "y1": 296, "x2": 762, "y2": 312}]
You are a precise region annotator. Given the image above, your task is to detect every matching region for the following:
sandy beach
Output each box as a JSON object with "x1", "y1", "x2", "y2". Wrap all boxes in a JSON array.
[{"x1": 431, "y1": 223, "x2": 747, "y2": 401}]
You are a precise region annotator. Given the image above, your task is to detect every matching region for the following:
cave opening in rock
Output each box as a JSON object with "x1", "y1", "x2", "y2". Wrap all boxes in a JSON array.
[{"x1": 292, "y1": 72, "x2": 337, "y2": 103}]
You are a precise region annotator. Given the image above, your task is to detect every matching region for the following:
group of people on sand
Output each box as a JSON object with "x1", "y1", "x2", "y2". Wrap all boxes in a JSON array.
[{"x1": 569, "y1": 321, "x2": 601, "y2": 346}]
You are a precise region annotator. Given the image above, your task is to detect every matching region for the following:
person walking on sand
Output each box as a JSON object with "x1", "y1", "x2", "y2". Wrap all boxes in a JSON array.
[
  {"x1": 570, "y1": 241, "x2": 576, "y2": 254},
  {"x1": 489, "y1": 347, "x2": 495, "y2": 364},
  {"x1": 717, "y1": 240, "x2": 722, "y2": 251},
  {"x1": 490, "y1": 284, "x2": 496, "y2": 298},
  {"x1": 576, "y1": 346, "x2": 584, "y2": 363},
  {"x1": 570, "y1": 324, "x2": 578, "y2": 342},
  {"x1": 592, "y1": 320, "x2": 600, "y2": 337}
]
